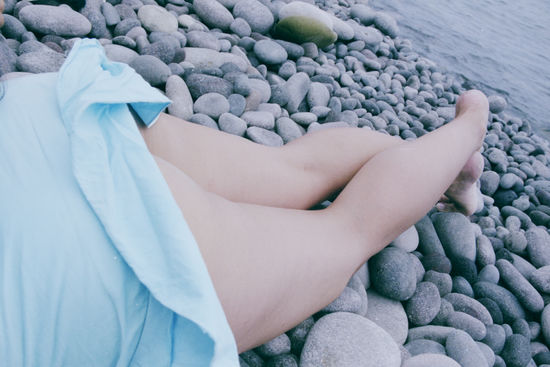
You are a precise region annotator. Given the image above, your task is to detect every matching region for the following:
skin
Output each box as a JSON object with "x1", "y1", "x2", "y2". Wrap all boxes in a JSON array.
[{"x1": 141, "y1": 90, "x2": 489, "y2": 351}]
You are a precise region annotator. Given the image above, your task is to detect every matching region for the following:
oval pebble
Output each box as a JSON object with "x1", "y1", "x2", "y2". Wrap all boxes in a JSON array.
[
  {"x1": 366, "y1": 289, "x2": 408, "y2": 345},
  {"x1": 404, "y1": 340, "x2": 446, "y2": 357},
  {"x1": 495, "y1": 259, "x2": 544, "y2": 313},
  {"x1": 300, "y1": 312, "x2": 401, "y2": 367},
  {"x1": 193, "y1": 0, "x2": 234, "y2": 30},
  {"x1": 255, "y1": 333, "x2": 291, "y2": 358},
  {"x1": 166, "y1": 75, "x2": 194, "y2": 120},
  {"x1": 232, "y1": 0, "x2": 274, "y2": 34},
  {"x1": 218, "y1": 113, "x2": 247, "y2": 136},
  {"x1": 253, "y1": 40, "x2": 287, "y2": 65},
  {"x1": 473, "y1": 281, "x2": 526, "y2": 322},
  {"x1": 405, "y1": 282, "x2": 441, "y2": 326},
  {"x1": 530, "y1": 265, "x2": 550, "y2": 293},
  {"x1": 432, "y1": 212, "x2": 476, "y2": 261},
  {"x1": 444, "y1": 293, "x2": 493, "y2": 325},
  {"x1": 407, "y1": 325, "x2": 456, "y2": 344},
  {"x1": 193, "y1": 92, "x2": 230, "y2": 119},
  {"x1": 527, "y1": 227, "x2": 550, "y2": 268},
  {"x1": 246, "y1": 127, "x2": 283, "y2": 147},
  {"x1": 445, "y1": 329, "x2": 487, "y2": 367},
  {"x1": 500, "y1": 334, "x2": 531, "y2": 367},
  {"x1": 137, "y1": 5, "x2": 178, "y2": 33},
  {"x1": 445, "y1": 311, "x2": 487, "y2": 341},
  {"x1": 482, "y1": 324, "x2": 506, "y2": 354},
  {"x1": 321, "y1": 286, "x2": 362, "y2": 314},
  {"x1": 369, "y1": 247, "x2": 417, "y2": 301},
  {"x1": 423, "y1": 270, "x2": 452, "y2": 297},
  {"x1": 402, "y1": 353, "x2": 460, "y2": 367},
  {"x1": 391, "y1": 226, "x2": 419, "y2": 252},
  {"x1": 19, "y1": 5, "x2": 92, "y2": 37}
]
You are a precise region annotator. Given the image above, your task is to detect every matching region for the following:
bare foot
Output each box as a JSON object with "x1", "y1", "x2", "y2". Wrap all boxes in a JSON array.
[{"x1": 437, "y1": 90, "x2": 489, "y2": 216}]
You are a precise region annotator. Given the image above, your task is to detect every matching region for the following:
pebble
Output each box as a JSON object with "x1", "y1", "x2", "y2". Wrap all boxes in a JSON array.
[
  {"x1": 137, "y1": 5, "x2": 177, "y2": 33},
  {"x1": 445, "y1": 311, "x2": 487, "y2": 341},
  {"x1": 369, "y1": 247, "x2": 417, "y2": 301},
  {"x1": 495, "y1": 259, "x2": 544, "y2": 313},
  {"x1": 0, "y1": 39, "x2": 17, "y2": 76},
  {"x1": 373, "y1": 12, "x2": 399, "y2": 38},
  {"x1": 402, "y1": 353, "x2": 460, "y2": 367},
  {"x1": 530, "y1": 265, "x2": 550, "y2": 293},
  {"x1": 256, "y1": 333, "x2": 291, "y2": 358},
  {"x1": 165, "y1": 74, "x2": 194, "y2": 120},
  {"x1": 405, "y1": 282, "x2": 441, "y2": 326},
  {"x1": 193, "y1": 0, "x2": 234, "y2": 30},
  {"x1": 473, "y1": 281, "x2": 526, "y2": 322},
  {"x1": 488, "y1": 95, "x2": 507, "y2": 114},
  {"x1": 321, "y1": 286, "x2": 362, "y2": 314},
  {"x1": 284, "y1": 72, "x2": 310, "y2": 113},
  {"x1": 407, "y1": 325, "x2": 456, "y2": 344},
  {"x1": 483, "y1": 324, "x2": 506, "y2": 354},
  {"x1": 404, "y1": 340, "x2": 445, "y2": 357},
  {"x1": 232, "y1": 0, "x2": 274, "y2": 34},
  {"x1": 477, "y1": 235, "x2": 496, "y2": 268},
  {"x1": 452, "y1": 276, "x2": 474, "y2": 297},
  {"x1": 19, "y1": 5, "x2": 92, "y2": 37},
  {"x1": 478, "y1": 264, "x2": 499, "y2": 284},
  {"x1": 415, "y1": 215, "x2": 445, "y2": 255},
  {"x1": 423, "y1": 270, "x2": 452, "y2": 297},
  {"x1": 2, "y1": 14, "x2": 27, "y2": 41},
  {"x1": 500, "y1": 334, "x2": 531, "y2": 367},
  {"x1": 189, "y1": 113, "x2": 219, "y2": 130},
  {"x1": 275, "y1": 117, "x2": 302, "y2": 143},
  {"x1": 265, "y1": 354, "x2": 298, "y2": 367},
  {"x1": 129, "y1": 54, "x2": 170, "y2": 86},
  {"x1": 300, "y1": 312, "x2": 401, "y2": 367},
  {"x1": 193, "y1": 92, "x2": 230, "y2": 119},
  {"x1": 421, "y1": 253, "x2": 452, "y2": 274},
  {"x1": 480, "y1": 171, "x2": 501, "y2": 196},
  {"x1": 526, "y1": 227, "x2": 550, "y2": 267},
  {"x1": 432, "y1": 212, "x2": 476, "y2": 261},
  {"x1": 186, "y1": 31, "x2": 220, "y2": 51},
  {"x1": 241, "y1": 111, "x2": 275, "y2": 130},
  {"x1": 444, "y1": 292, "x2": 493, "y2": 325},
  {"x1": 253, "y1": 40, "x2": 287, "y2": 65},
  {"x1": 476, "y1": 341, "x2": 496, "y2": 367},
  {"x1": 445, "y1": 329, "x2": 488, "y2": 367},
  {"x1": 246, "y1": 127, "x2": 283, "y2": 147},
  {"x1": 366, "y1": 289, "x2": 409, "y2": 345},
  {"x1": 541, "y1": 305, "x2": 550, "y2": 345},
  {"x1": 218, "y1": 113, "x2": 247, "y2": 136},
  {"x1": 16, "y1": 51, "x2": 65, "y2": 73},
  {"x1": 391, "y1": 226, "x2": 419, "y2": 252},
  {"x1": 185, "y1": 73, "x2": 233, "y2": 99}
]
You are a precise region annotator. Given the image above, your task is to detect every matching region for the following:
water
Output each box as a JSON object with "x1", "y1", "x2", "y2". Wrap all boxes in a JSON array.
[{"x1": 369, "y1": 0, "x2": 550, "y2": 140}]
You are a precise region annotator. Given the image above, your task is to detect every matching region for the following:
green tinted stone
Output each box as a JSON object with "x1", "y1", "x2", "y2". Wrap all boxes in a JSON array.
[{"x1": 274, "y1": 16, "x2": 337, "y2": 48}]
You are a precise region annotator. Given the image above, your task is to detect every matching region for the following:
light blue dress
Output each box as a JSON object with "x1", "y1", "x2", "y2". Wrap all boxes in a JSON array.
[{"x1": 0, "y1": 39, "x2": 239, "y2": 366}]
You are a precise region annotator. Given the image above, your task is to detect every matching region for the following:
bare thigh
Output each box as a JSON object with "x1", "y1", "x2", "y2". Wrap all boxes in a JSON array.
[{"x1": 153, "y1": 155, "x2": 363, "y2": 352}]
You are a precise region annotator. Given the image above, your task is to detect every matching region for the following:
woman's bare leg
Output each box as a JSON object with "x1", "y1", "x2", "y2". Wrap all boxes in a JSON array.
[
  {"x1": 140, "y1": 113, "x2": 403, "y2": 209},
  {"x1": 155, "y1": 91, "x2": 488, "y2": 352}
]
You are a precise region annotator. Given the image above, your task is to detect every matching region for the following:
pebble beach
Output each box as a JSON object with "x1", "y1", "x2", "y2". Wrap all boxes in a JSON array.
[{"x1": 1, "y1": 0, "x2": 550, "y2": 366}]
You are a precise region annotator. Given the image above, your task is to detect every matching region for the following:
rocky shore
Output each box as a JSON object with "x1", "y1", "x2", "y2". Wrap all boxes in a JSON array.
[{"x1": 2, "y1": 0, "x2": 550, "y2": 366}]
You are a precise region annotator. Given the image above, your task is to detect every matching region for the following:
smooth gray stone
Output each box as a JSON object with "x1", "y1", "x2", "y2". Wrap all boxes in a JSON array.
[
  {"x1": 446, "y1": 311, "x2": 487, "y2": 341},
  {"x1": 239, "y1": 350, "x2": 263, "y2": 367},
  {"x1": 129, "y1": 55, "x2": 170, "y2": 86},
  {"x1": 369, "y1": 247, "x2": 417, "y2": 301},
  {"x1": 228, "y1": 93, "x2": 246, "y2": 116},
  {"x1": 347, "y1": 273, "x2": 368, "y2": 316},
  {"x1": 480, "y1": 171, "x2": 500, "y2": 196},
  {"x1": 527, "y1": 227, "x2": 550, "y2": 268},
  {"x1": 476, "y1": 342, "x2": 495, "y2": 367},
  {"x1": 189, "y1": 113, "x2": 219, "y2": 129},
  {"x1": 104, "y1": 43, "x2": 138, "y2": 63},
  {"x1": 232, "y1": 0, "x2": 273, "y2": 34},
  {"x1": 530, "y1": 265, "x2": 550, "y2": 293},
  {"x1": 501, "y1": 334, "x2": 531, "y2": 367},
  {"x1": 193, "y1": 0, "x2": 234, "y2": 30},
  {"x1": 473, "y1": 281, "x2": 526, "y2": 322},
  {"x1": 307, "y1": 82, "x2": 330, "y2": 108},
  {"x1": 112, "y1": 36, "x2": 136, "y2": 49},
  {"x1": 482, "y1": 324, "x2": 506, "y2": 354},
  {"x1": 477, "y1": 235, "x2": 496, "y2": 268},
  {"x1": 407, "y1": 326, "x2": 456, "y2": 344},
  {"x1": 254, "y1": 40, "x2": 287, "y2": 65},
  {"x1": 284, "y1": 72, "x2": 310, "y2": 114},
  {"x1": 114, "y1": 18, "x2": 141, "y2": 37},
  {"x1": 80, "y1": 6, "x2": 110, "y2": 39},
  {"x1": 184, "y1": 48, "x2": 249, "y2": 71},
  {"x1": 444, "y1": 293, "x2": 493, "y2": 326},
  {"x1": 142, "y1": 40, "x2": 176, "y2": 64},
  {"x1": 300, "y1": 312, "x2": 401, "y2": 367},
  {"x1": 403, "y1": 354, "x2": 460, "y2": 367},
  {"x1": 290, "y1": 112, "x2": 316, "y2": 126},
  {"x1": 411, "y1": 254, "x2": 426, "y2": 284},
  {"x1": 137, "y1": 5, "x2": 177, "y2": 33},
  {"x1": 350, "y1": 4, "x2": 376, "y2": 25},
  {"x1": 373, "y1": 12, "x2": 398, "y2": 37},
  {"x1": 114, "y1": 4, "x2": 138, "y2": 20},
  {"x1": 452, "y1": 276, "x2": 474, "y2": 298},
  {"x1": 18, "y1": 40, "x2": 52, "y2": 54},
  {"x1": 241, "y1": 111, "x2": 275, "y2": 129},
  {"x1": 478, "y1": 298, "x2": 503, "y2": 325},
  {"x1": 404, "y1": 339, "x2": 446, "y2": 357},
  {"x1": 0, "y1": 39, "x2": 18, "y2": 76},
  {"x1": 321, "y1": 286, "x2": 362, "y2": 314},
  {"x1": 230, "y1": 17, "x2": 251, "y2": 37},
  {"x1": 488, "y1": 95, "x2": 507, "y2": 114},
  {"x1": 501, "y1": 206, "x2": 531, "y2": 229},
  {"x1": 246, "y1": 127, "x2": 283, "y2": 147},
  {"x1": 186, "y1": 31, "x2": 220, "y2": 51},
  {"x1": 331, "y1": 17, "x2": 354, "y2": 41},
  {"x1": 193, "y1": 92, "x2": 229, "y2": 119},
  {"x1": 166, "y1": 75, "x2": 193, "y2": 120},
  {"x1": 366, "y1": 289, "x2": 408, "y2": 345},
  {"x1": 432, "y1": 212, "x2": 476, "y2": 261},
  {"x1": 541, "y1": 305, "x2": 550, "y2": 346},
  {"x1": 496, "y1": 259, "x2": 544, "y2": 313},
  {"x1": 415, "y1": 215, "x2": 445, "y2": 255},
  {"x1": 278, "y1": 61, "x2": 296, "y2": 80},
  {"x1": 2, "y1": 14, "x2": 28, "y2": 41},
  {"x1": 478, "y1": 264, "x2": 499, "y2": 284},
  {"x1": 185, "y1": 73, "x2": 233, "y2": 99},
  {"x1": 16, "y1": 51, "x2": 65, "y2": 73},
  {"x1": 424, "y1": 270, "x2": 452, "y2": 297},
  {"x1": 19, "y1": 5, "x2": 92, "y2": 37},
  {"x1": 531, "y1": 341, "x2": 550, "y2": 356},
  {"x1": 421, "y1": 253, "x2": 452, "y2": 274},
  {"x1": 218, "y1": 113, "x2": 247, "y2": 136},
  {"x1": 391, "y1": 226, "x2": 419, "y2": 252},
  {"x1": 445, "y1": 329, "x2": 488, "y2": 367},
  {"x1": 101, "y1": 2, "x2": 120, "y2": 26},
  {"x1": 406, "y1": 282, "x2": 441, "y2": 326},
  {"x1": 255, "y1": 333, "x2": 291, "y2": 358},
  {"x1": 510, "y1": 252, "x2": 537, "y2": 279},
  {"x1": 274, "y1": 40, "x2": 304, "y2": 60},
  {"x1": 493, "y1": 355, "x2": 506, "y2": 367},
  {"x1": 287, "y1": 316, "x2": 314, "y2": 355},
  {"x1": 512, "y1": 318, "x2": 531, "y2": 339},
  {"x1": 504, "y1": 230, "x2": 528, "y2": 254},
  {"x1": 310, "y1": 106, "x2": 331, "y2": 119},
  {"x1": 247, "y1": 79, "x2": 271, "y2": 104}
]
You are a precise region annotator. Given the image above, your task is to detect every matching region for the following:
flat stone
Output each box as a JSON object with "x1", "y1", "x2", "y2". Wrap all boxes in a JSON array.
[
  {"x1": 405, "y1": 282, "x2": 441, "y2": 326},
  {"x1": 241, "y1": 111, "x2": 275, "y2": 129},
  {"x1": 186, "y1": 31, "x2": 220, "y2": 51},
  {"x1": 246, "y1": 127, "x2": 283, "y2": 147},
  {"x1": 290, "y1": 112, "x2": 316, "y2": 126},
  {"x1": 445, "y1": 329, "x2": 488, "y2": 367},
  {"x1": 129, "y1": 54, "x2": 171, "y2": 86},
  {"x1": 185, "y1": 73, "x2": 233, "y2": 99},
  {"x1": 300, "y1": 312, "x2": 401, "y2": 367},
  {"x1": 366, "y1": 289, "x2": 409, "y2": 345},
  {"x1": 166, "y1": 75, "x2": 194, "y2": 120},
  {"x1": 369, "y1": 247, "x2": 417, "y2": 301},
  {"x1": 193, "y1": 92, "x2": 230, "y2": 119},
  {"x1": 444, "y1": 293, "x2": 493, "y2": 325},
  {"x1": 253, "y1": 40, "x2": 287, "y2": 65},
  {"x1": 496, "y1": 259, "x2": 544, "y2": 313},
  {"x1": 137, "y1": 5, "x2": 178, "y2": 33},
  {"x1": 432, "y1": 212, "x2": 476, "y2": 261},
  {"x1": 473, "y1": 281, "x2": 526, "y2": 322},
  {"x1": 402, "y1": 354, "x2": 460, "y2": 367},
  {"x1": 391, "y1": 226, "x2": 419, "y2": 252},
  {"x1": 232, "y1": 0, "x2": 274, "y2": 34},
  {"x1": 16, "y1": 51, "x2": 65, "y2": 73},
  {"x1": 193, "y1": 0, "x2": 234, "y2": 30},
  {"x1": 183, "y1": 47, "x2": 248, "y2": 72},
  {"x1": 218, "y1": 113, "x2": 247, "y2": 136},
  {"x1": 19, "y1": 5, "x2": 92, "y2": 37}
]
